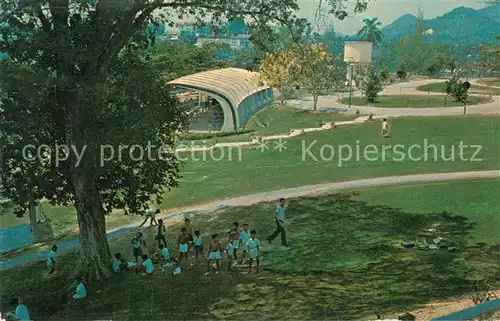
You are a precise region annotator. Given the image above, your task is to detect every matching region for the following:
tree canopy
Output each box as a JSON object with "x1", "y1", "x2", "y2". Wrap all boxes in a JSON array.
[
  {"x1": 0, "y1": 0, "x2": 370, "y2": 282},
  {"x1": 357, "y1": 18, "x2": 383, "y2": 44}
]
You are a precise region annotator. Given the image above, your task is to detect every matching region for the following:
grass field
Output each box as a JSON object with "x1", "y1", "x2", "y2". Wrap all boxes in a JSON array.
[
  {"x1": 340, "y1": 95, "x2": 489, "y2": 108},
  {"x1": 417, "y1": 82, "x2": 500, "y2": 96},
  {"x1": 2, "y1": 115, "x2": 499, "y2": 241},
  {"x1": 1, "y1": 180, "x2": 499, "y2": 320},
  {"x1": 178, "y1": 104, "x2": 355, "y2": 145},
  {"x1": 477, "y1": 78, "x2": 500, "y2": 88},
  {"x1": 352, "y1": 179, "x2": 500, "y2": 244}
]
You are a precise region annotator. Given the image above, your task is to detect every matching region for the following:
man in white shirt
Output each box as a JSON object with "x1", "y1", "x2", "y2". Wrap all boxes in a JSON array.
[
  {"x1": 381, "y1": 118, "x2": 389, "y2": 137},
  {"x1": 266, "y1": 198, "x2": 289, "y2": 246}
]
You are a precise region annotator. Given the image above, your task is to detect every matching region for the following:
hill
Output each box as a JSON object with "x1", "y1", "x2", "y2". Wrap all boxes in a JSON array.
[{"x1": 380, "y1": 5, "x2": 500, "y2": 45}]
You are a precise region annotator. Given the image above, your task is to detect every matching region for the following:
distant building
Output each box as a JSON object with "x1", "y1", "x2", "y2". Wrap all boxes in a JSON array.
[{"x1": 196, "y1": 35, "x2": 251, "y2": 50}]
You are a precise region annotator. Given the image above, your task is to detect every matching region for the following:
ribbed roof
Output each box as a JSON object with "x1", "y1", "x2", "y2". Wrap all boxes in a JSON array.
[{"x1": 167, "y1": 68, "x2": 270, "y2": 109}]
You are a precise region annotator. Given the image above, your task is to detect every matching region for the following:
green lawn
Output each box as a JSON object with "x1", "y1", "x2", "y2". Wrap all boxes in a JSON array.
[
  {"x1": 352, "y1": 179, "x2": 500, "y2": 244},
  {"x1": 2, "y1": 116, "x2": 499, "y2": 242},
  {"x1": 178, "y1": 104, "x2": 355, "y2": 145},
  {"x1": 417, "y1": 82, "x2": 500, "y2": 96},
  {"x1": 485, "y1": 81, "x2": 500, "y2": 87},
  {"x1": 1, "y1": 182, "x2": 499, "y2": 320},
  {"x1": 341, "y1": 95, "x2": 488, "y2": 108}
]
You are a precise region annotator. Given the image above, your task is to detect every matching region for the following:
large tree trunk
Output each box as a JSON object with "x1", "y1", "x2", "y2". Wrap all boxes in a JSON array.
[
  {"x1": 73, "y1": 168, "x2": 112, "y2": 282},
  {"x1": 313, "y1": 94, "x2": 319, "y2": 111},
  {"x1": 61, "y1": 88, "x2": 111, "y2": 282}
]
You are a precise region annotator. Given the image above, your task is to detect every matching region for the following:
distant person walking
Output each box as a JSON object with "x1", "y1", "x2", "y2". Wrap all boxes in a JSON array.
[
  {"x1": 266, "y1": 198, "x2": 289, "y2": 246},
  {"x1": 381, "y1": 118, "x2": 389, "y2": 137},
  {"x1": 139, "y1": 209, "x2": 159, "y2": 228}
]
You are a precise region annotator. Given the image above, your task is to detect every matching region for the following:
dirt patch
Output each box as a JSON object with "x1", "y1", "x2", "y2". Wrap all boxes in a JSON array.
[{"x1": 410, "y1": 290, "x2": 500, "y2": 320}]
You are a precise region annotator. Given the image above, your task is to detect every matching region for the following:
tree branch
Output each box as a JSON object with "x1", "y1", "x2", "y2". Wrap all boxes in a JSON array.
[
  {"x1": 36, "y1": 5, "x2": 52, "y2": 32},
  {"x1": 48, "y1": 0, "x2": 70, "y2": 30}
]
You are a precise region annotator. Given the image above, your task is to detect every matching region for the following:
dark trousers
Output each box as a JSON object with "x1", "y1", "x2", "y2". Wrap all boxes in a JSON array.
[
  {"x1": 156, "y1": 235, "x2": 167, "y2": 247},
  {"x1": 267, "y1": 220, "x2": 287, "y2": 245}
]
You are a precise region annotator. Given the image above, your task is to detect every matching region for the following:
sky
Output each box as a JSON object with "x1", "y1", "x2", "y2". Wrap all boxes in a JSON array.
[{"x1": 296, "y1": 0, "x2": 488, "y2": 34}]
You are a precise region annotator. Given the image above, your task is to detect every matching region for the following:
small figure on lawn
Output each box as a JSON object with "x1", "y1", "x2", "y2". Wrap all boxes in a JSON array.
[
  {"x1": 47, "y1": 244, "x2": 58, "y2": 275},
  {"x1": 247, "y1": 230, "x2": 261, "y2": 273},
  {"x1": 206, "y1": 234, "x2": 222, "y2": 275},
  {"x1": 381, "y1": 118, "x2": 389, "y2": 137}
]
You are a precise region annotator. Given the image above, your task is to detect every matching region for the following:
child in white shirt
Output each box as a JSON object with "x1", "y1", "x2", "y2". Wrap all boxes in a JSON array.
[
  {"x1": 47, "y1": 244, "x2": 58, "y2": 274},
  {"x1": 226, "y1": 236, "x2": 235, "y2": 270},
  {"x1": 141, "y1": 254, "x2": 154, "y2": 275}
]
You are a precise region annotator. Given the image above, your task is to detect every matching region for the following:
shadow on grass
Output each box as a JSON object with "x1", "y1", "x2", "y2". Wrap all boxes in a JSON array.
[{"x1": 1, "y1": 193, "x2": 499, "y2": 320}]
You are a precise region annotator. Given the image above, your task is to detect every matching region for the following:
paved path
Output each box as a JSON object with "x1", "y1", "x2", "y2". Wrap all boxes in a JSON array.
[
  {"x1": 1, "y1": 170, "x2": 498, "y2": 271},
  {"x1": 289, "y1": 79, "x2": 500, "y2": 116}
]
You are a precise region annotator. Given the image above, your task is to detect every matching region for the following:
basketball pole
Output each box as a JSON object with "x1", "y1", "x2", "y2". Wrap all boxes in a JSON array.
[{"x1": 348, "y1": 63, "x2": 353, "y2": 115}]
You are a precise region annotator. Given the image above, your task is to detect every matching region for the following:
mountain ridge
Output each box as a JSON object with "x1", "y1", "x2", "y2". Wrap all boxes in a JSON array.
[{"x1": 378, "y1": 5, "x2": 500, "y2": 45}]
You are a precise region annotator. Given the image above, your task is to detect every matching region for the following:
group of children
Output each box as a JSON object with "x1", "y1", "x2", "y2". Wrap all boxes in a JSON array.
[
  {"x1": 125, "y1": 218, "x2": 262, "y2": 276},
  {"x1": 38, "y1": 210, "x2": 265, "y2": 312}
]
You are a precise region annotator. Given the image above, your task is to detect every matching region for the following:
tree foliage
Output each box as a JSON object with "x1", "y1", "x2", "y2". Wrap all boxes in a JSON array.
[
  {"x1": 445, "y1": 76, "x2": 469, "y2": 104},
  {"x1": 357, "y1": 18, "x2": 383, "y2": 45},
  {"x1": 396, "y1": 65, "x2": 407, "y2": 81},
  {"x1": 297, "y1": 43, "x2": 344, "y2": 111},
  {"x1": 150, "y1": 42, "x2": 231, "y2": 79},
  {"x1": 258, "y1": 48, "x2": 300, "y2": 104},
  {"x1": 477, "y1": 36, "x2": 500, "y2": 72},
  {"x1": 379, "y1": 64, "x2": 389, "y2": 84},
  {"x1": 0, "y1": 0, "x2": 308, "y2": 282},
  {"x1": 0, "y1": 0, "x2": 371, "y2": 282},
  {"x1": 363, "y1": 68, "x2": 383, "y2": 102}
]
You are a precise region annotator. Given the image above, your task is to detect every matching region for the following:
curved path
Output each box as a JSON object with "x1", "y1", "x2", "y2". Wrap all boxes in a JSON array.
[
  {"x1": 289, "y1": 79, "x2": 499, "y2": 116},
  {"x1": 1, "y1": 170, "x2": 499, "y2": 271}
]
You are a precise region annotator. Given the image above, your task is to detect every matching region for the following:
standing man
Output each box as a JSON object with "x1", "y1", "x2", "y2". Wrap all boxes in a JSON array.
[
  {"x1": 139, "y1": 208, "x2": 159, "y2": 228},
  {"x1": 266, "y1": 198, "x2": 288, "y2": 246}
]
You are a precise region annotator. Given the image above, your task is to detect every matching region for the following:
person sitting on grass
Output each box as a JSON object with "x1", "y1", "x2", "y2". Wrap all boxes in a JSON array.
[
  {"x1": 159, "y1": 244, "x2": 177, "y2": 266},
  {"x1": 141, "y1": 254, "x2": 155, "y2": 276},
  {"x1": 138, "y1": 208, "x2": 160, "y2": 228},
  {"x1": 226, "y1": 235, "x2": 235, "y2": 270},
  {"x1": 47, "y1": 244, "x2": 58, "y2": 275},
  {"x1": 247, "y1": 230, "x2": 261, "y2": 273},
  {"x1": 112, "y1": 253, "x2": 127, "y2": 273},
  {"x1": 193, "y1": 230, "x2": 204, "y2": 263},
  {"x1": 177, "y1": 227, "x2": 190, "y2": 264},
  {"x1": 6, "y1": 297, "x2": 30, "y2": 321},
  {"x1": 73, "y1": 277, "x2": 87, "y2": 300},
  {"x1": 206, "y1": 234, "x2": 222, "y2": 275}
]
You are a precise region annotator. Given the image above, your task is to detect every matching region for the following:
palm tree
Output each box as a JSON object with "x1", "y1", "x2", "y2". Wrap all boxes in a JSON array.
[{"x1": 357, "y1": 18, "x2": 384, "y2": 45}]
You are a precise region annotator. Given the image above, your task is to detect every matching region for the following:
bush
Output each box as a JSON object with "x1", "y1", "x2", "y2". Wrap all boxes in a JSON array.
[
  {"x1": 445, "y1": 76, "x2": 469, "y2": 104},
  {"x1": 363, "y1": 69, "x2": 383, "y2": 103},
  {"x1": 396, "y1": 65, "x2": 407, "y2": 81},
  {"x1": 380, "y1": 65, "x2": 389, "y2": 84},
  {"x1": 180, "y1": 129, "x2": 253, "y2": 141}
]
